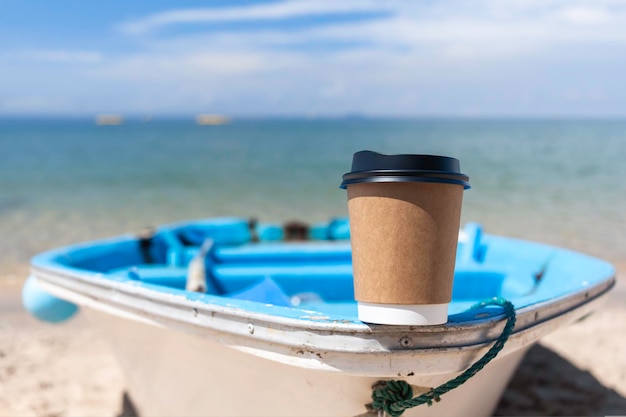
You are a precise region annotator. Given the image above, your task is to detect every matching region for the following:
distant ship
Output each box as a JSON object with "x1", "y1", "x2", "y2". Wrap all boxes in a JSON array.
[
  {"x1": 95, "y1": 114, "x2": 124, "y2": 125},
  {"x1": 195, "y1": 114, "x2": 231, "y2": 126}
]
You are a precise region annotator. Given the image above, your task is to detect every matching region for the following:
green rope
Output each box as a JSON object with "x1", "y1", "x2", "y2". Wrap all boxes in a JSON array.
[{"x1": 370, "y1": 296, "x2": 516, "y2": 417}]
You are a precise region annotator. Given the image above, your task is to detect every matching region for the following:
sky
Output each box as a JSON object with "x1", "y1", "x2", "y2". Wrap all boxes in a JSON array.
[{"x1": 1, "y1": 0, "x2": 626, "y2": 117}]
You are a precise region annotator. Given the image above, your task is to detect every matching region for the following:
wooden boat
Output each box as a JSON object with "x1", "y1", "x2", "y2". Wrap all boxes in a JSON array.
[
  {"x1": 195, "y1": 114, "x2": 231, "y2": 125},
  {"x1": 95, "y1": 114, "x2": 124, "y2": 125},
  {"x1": 23, "y1": 218, "x2": 615, "y2": 416}
]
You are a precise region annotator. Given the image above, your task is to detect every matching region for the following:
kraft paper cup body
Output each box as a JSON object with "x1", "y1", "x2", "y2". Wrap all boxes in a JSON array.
[{"x1": 341, "y1": 151, "x2": 469, "y2": 325}]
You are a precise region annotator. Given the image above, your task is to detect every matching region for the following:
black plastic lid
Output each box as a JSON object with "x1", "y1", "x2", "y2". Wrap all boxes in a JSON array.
[{"x1": 340, "y1": 150, "x2": 470, "y2": 189}]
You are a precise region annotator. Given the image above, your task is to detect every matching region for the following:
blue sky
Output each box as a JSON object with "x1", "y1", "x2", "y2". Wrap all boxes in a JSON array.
[{"x1": 1, "y1": 0, "x2": 625, "y2": 117}]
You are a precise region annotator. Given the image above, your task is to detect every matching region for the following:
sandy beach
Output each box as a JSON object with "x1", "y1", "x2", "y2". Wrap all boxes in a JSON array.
[{"x1": 1, "y1": 265, "x2": 625, "y2": 417}]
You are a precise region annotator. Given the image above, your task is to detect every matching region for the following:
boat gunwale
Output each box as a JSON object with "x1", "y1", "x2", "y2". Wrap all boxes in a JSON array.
[
  {"x1": 30, "y1": 259, "x2": 615, "y2": 349},
  {"x1": 31, "y1": 262, "x2": 615, "y2": 375},
  {"x1": 29, "y1": 224, "x2": 616, "y2": 374}
]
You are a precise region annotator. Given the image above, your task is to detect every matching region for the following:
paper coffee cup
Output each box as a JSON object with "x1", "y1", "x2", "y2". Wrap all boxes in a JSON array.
[{"x1": 340, "y1": 151, "x2": 470, "y2": 325}]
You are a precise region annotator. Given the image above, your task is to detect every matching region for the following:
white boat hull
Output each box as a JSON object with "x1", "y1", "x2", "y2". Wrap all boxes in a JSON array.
[{"x1": 87, "y1": 308, "x2": 528, "y2": 417}]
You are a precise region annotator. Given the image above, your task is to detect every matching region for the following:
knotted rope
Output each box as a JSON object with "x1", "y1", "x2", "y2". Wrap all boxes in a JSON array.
[{"x1": 370, "y1": 297, "x2": 516, "y2": 417}]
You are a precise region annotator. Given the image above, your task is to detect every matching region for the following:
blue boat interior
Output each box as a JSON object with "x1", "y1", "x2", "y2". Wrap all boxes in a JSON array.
[{"x1": 32, "y1": 217, "x2": 615, "y2": 324}]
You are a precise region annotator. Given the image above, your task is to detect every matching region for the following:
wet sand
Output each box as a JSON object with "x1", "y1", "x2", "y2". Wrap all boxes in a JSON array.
[{"x1": 1, "y1": 270, "x2": 625, "y2": 417}]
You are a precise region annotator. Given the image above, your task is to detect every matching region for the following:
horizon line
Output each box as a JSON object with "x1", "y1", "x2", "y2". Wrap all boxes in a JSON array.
[{"x1": 2, "y1": 114, "x2": 626, "y2": 121}]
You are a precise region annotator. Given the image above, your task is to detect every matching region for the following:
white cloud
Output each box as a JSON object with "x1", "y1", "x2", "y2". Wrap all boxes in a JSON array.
[
  {"x1": 112, "y1": 1, "x2": 626, "y2": 67},
  {"x1": 556, "y1": 6, "x2": 613, "y2": 24},
  {"x1": 118, "y1": 0, "x2": 393, "y2": 35},
  {"x1": 320, "y1": 80, "x2": 347, "y2": 98},
  {"x1": 15, "y1": 49, "x2": 103, "y2": 64},
  {"x1": 91, "y1": 52, "x2": 270, "y2": 82},
  {"x1": 0, "y1": 96, "x2": 70, "y2": 113}
]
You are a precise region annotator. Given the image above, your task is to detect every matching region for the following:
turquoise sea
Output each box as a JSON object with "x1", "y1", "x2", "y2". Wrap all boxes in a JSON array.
[{"x1": 1, "y1": 118, "x2": 625, "y2": 282}]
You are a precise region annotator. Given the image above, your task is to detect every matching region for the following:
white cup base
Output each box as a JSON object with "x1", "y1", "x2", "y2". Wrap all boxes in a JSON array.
[{"x1": 358, "y1": 302, "x2": 449, "y2": 325}]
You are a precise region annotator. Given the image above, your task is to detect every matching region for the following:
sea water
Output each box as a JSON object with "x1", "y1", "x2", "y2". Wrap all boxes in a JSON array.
[{"x1": 1, "y1": 118, "x2": 625, "y2": 281}]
